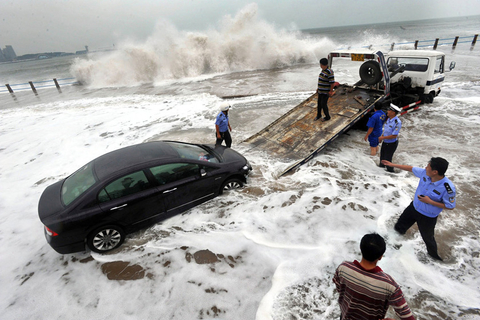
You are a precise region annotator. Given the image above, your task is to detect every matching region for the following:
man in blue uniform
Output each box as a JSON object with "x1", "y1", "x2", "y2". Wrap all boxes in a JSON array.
[
  {"x1": 314, "y1": 58, "x2": 335, "y2": 122},
  {"x1": 381, "y1": 157, "x2": 456, "y2": 261},
  {"x1": 364, "y1": 102, "x2": 386, "y2": 156},
  {"x1": 379, "y1": 104, "x2": 402, "y2": 172},
  {"x1": 215, "y1": 102, "x2": 232, "y2": 148}
]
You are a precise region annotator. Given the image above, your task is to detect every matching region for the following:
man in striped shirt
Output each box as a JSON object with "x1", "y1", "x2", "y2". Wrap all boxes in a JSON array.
[
  {"x1": 333, "y1": 233, "x2": 415, "y2": 320},
  {"x1": 314, "y1": 58, "x2": 335, "y2": 122}
]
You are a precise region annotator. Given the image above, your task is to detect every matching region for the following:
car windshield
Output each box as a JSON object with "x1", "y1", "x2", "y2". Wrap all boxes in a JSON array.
[
  {"x1": 61, "y1": 162, "x2": 97, "y2": 206},
  {"x1": 167, "y1": 142, "x2": 220, "y2": 163}
]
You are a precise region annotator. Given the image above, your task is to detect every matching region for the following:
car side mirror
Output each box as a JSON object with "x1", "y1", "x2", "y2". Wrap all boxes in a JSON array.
[
  {"x1": 200, "y1": 168, "x2": 207, "y2": 177},
  {"x1": 449, "y1": 61, "x2": 456, "y2": 71}
]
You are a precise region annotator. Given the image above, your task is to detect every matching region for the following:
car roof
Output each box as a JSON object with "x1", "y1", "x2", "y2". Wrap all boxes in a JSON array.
[{"x1": 93, "y1": 141, "x2": 178, "y2": 180}]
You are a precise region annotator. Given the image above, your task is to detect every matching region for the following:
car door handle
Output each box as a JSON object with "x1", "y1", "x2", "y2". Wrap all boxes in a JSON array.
[
  {"x1": 110, "y1": 204, "x2": 128, "y2": 211},
  {"x1": 163, "y1": 188, "x2": 177, "y2": 194}
]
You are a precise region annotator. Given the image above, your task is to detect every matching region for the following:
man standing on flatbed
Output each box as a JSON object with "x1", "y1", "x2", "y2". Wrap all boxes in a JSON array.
[{"x1": 314, "y1": 58, "x2": 335, "y2": 122}]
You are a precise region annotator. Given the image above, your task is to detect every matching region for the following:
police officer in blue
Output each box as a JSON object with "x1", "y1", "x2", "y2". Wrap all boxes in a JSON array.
[
  {"x1": 382, "y1": 157, "x2": 456, "y2": 261},
  {"x1": 215, "y1": 102, "x2": 232, "y2": 148},
  {"x1": 364, "y1": 102, "x2": 386, "y2": 156},
  {"x1": 379, "y1": 104, "x2": 402, "y2": 172}
]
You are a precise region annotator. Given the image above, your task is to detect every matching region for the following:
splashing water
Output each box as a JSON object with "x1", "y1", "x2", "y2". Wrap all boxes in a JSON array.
[{"x1": 71, "y1": 4, "x2": 334, "y2": 87}]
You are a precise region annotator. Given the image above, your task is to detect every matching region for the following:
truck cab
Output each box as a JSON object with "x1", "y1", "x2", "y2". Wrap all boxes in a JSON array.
[{"x1": 386, "y1": 50, "x2": 455, "y2": 104}]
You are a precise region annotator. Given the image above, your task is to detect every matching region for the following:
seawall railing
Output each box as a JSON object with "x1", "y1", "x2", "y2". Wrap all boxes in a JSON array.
[
  {"x1": 339, "y1": 34, "x2": 478, "y2": 51},
  {"x1": 1, "y1": 77, "x2": 77, "y2": 95},
  {"x1": 393, "y1": 35, "x2": 477, "y2": 51}
]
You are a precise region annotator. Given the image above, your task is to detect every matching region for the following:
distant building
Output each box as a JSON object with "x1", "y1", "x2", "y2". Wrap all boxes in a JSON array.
[
  {"x1": 2, "y1": 45, "x2": 17, "y2": 61},
  {"x1": 75, "y1": 45, "x2": 89, "y2": 55}
]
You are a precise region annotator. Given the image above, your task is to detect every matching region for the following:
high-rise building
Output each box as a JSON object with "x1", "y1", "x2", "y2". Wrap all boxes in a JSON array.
[
  {"x1": 0, "y1": 48, "x2": 6, "y2": 62},
  {"x1": 2, "y1": 45, "x2": 17, "y2": 61}
]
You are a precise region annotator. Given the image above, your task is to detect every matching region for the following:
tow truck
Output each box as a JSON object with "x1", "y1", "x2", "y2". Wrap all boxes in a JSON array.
[{"x1": 243, "y1": 49, "x2": 455, "y2": 177}]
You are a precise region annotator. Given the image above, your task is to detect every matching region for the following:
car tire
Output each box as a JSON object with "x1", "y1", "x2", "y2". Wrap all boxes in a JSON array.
[
  {"x1": 87, "y1": 225, "x2": 125, "y2": 253},
  {"x1": 359, "y1": 60, "x2": 382, "y2": 85},
  {"x1": 221, "y1": 178, "x2": 244, "y2": 194}
]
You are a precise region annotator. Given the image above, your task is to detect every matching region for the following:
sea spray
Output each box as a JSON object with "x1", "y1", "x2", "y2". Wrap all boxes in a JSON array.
[{"x1": 70, "y1": 4, "x2": 333, "y2": 87}]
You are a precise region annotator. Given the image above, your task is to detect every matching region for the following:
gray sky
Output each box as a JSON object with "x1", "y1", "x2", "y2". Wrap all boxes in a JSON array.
[{"x1": 1, "y1": 0, "x2": 480, "y2": 55}]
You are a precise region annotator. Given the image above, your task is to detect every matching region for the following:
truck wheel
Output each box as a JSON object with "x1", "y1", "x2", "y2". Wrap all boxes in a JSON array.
[
  {"x1": 359, "y1": 61, "x2": 382, "y2": 85},
  {"x1": 422, "y1": 92, "x2": 435, "y2": 104}
]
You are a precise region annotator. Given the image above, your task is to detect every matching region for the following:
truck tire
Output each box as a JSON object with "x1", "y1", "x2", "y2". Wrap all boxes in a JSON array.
[
  {"x1": 359, "y1": 61, "x2": 382, "y2": 85},
  {"x1": 422, "y1": 92, "x2": 435, "y2": 104}
]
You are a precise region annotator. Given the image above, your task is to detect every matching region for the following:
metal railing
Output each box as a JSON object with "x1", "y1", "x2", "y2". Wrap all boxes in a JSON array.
[
  {"x1": 340, "y1": 34, "x2": 478, "y2": 51},
  {"x1": 1, "y1": 77, "x2": 77, "y2": 94}
]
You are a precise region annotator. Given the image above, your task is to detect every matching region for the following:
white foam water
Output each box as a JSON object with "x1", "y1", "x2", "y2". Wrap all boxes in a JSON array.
[{"x1": 0, "y1": 8, "x2": 479, "y2": 320}]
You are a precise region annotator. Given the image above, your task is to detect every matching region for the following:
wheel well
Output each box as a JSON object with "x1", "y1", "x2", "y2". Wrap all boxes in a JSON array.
[{"x1": 225, "y1": 174, "x2": 246, "y2": 184}]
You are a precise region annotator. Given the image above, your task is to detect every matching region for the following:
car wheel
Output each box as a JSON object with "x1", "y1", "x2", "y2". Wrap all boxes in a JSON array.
[
  {"x1": 87, "y1": 225, "x2": 125, "y2": 253},
  {"x1": 221, "y1": 178, "x2": 244, "y2": 193}
]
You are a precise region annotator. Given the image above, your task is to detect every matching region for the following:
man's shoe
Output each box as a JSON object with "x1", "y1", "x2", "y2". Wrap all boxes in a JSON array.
[
  {"x1": 394, "y1": 225, "x2": 406, "y2": 235},
  {"x1": 428, "y1": 252, "x2": 443, "y2": 261},
  {"x1": 314, "y1": 116, "x2": 320, "y2": 121},
  {"x1": 323, "y1": 117, "x2": 331, "y2": 121}
]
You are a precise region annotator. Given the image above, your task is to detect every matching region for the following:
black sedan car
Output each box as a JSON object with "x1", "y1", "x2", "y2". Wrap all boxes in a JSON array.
[{"x1": 38, "y1": 141, "x2": 252, "y2": 254}]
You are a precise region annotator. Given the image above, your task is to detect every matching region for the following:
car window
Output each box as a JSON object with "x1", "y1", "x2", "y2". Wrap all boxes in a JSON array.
[
  {"x1": 98, "y1": 170, "x2": 151, "y2": 203},
  {"x1": 62, "y1": 162, "x2": 97, "y2": 206},
  {"x1": 388, "y1": 57, "x2": 429, "y2": 72},
  {"x1": 150, "y1": 163, "x2": 200, "y2": 185},
  {"x1": 434, "y1": 56, "x2": 444, "y2": 73},
  {"x1": 202, "y1": 165, "x2": 217, "y2": 173},
  {"x1": 166, "y1": 142, "x2": 219, "y2": 163}
]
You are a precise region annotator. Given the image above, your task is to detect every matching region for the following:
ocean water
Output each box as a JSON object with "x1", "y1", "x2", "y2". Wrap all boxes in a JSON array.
[{"x1": 1, "y1": 5, "x2": 479, "y2": 320}]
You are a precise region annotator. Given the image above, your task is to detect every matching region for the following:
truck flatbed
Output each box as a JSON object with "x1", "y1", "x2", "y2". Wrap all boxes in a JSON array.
[{"x1": 243, "y1": 84, "x2": 383, "y2": 177}]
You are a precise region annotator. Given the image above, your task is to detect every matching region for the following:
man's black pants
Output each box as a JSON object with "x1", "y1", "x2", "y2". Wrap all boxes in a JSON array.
[
  {"x1": 317, "y1": 93, "x2": 331, "y2": 120},
  {"x1": 395, "y1": 202, "x2": 442, "y2": 260},
  {"x1": 380, "y1": 140, "x2": 398, "y2": 172},
  {"x1": 215, "y1": 131, "x2": 232, "y2": 148}
]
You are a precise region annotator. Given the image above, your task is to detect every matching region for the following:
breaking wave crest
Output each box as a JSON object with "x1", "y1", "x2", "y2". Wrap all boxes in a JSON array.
[{"x1": 70, "y1": 3, "x2": 334, "y2": 87}]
